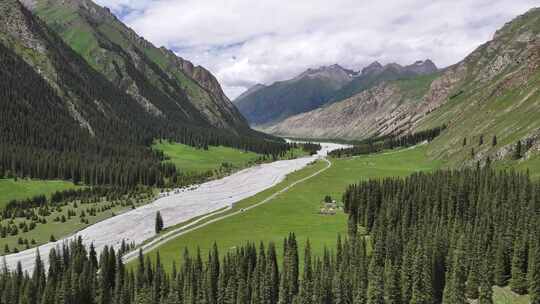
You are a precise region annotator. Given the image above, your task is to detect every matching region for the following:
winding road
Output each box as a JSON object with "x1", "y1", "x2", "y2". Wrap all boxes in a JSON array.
[{"x1": 2, "y1": 142, "x2": 346, "y2": 272}]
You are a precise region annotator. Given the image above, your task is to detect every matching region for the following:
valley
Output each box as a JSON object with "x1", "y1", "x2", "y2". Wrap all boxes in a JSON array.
[
  {"x1": 136, "y1": 145, "x2": 441, "y2": 271},
  {"x1": 1, "y1": 142, "x2": 345, "y2": 272},
  {"x1": 0, "y1": 1, "x2": 539, "y2": 304}
]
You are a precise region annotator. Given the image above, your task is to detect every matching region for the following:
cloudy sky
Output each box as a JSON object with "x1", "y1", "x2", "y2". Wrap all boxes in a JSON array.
[{"x1": 94, "y1": 0, "x2": 536, "y2": 99}]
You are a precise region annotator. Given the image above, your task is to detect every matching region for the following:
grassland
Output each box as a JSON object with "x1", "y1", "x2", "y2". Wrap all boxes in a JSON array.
[
  {"x1": 153, "y1": 141, "x2": 261, "y2": 174},
  {"x1": 493, "y1": 286, "x2": 530, "y2": 304},
  {"x1": 139, "y1": 145, "x2": 442, "y2": 270},
  {"x1": 0, "y1": 178, "x2": 79, "y2": 209},
  {"x1": 153, "y1": 140, "x2": 309, "y2": 175}
]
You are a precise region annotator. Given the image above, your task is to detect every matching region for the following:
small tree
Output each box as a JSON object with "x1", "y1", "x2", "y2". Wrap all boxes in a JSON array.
[
  {"x1": 155, "y1": 211, "x2": 164, "y2": 234},
  {"x1": 479, "y1": 135, "x2": 484, "y2": 146},
  {"x1": 463, "y1": 138, "x2": 467, "y2": 146},
  {"x1": 492, "y1": 135, "x2": 497, "y2": 147},
  {"x1": 514, "y1": 141, "x2": 522, "y2": 160}
]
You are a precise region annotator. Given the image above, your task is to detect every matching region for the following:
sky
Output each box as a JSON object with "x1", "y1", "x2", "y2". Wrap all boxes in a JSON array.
[{"x1": 94, "y1": 0, "x2": 537, "y2": 99}]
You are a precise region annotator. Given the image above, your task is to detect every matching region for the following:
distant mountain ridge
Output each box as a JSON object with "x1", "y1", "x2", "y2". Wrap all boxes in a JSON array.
[{"x1": 235, "y1": 59, "x2": 437, "y2": 126}]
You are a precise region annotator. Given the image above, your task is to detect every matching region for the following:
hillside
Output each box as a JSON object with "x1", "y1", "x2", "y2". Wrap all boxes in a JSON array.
[
  {"x1": 264, "y1": 73, "x2": 439, "y2": 139},
  {"x1": 235, "y1": 60, "x2": 437, "y2": 126},
  {"x1": 21, "y1": 0, "x2": 248, "y2": 132},
  {"x1": 0, "y1": 0, "x2": 288, "y2": 188},
  {"x1": 266, "y1": 7, "x2": 540, "y2": 166}
]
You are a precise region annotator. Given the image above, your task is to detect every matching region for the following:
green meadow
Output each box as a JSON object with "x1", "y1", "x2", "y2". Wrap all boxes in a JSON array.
[
  {"x1": 141, "y1": 145, "x2": 442, "y2": 270},
  {"x1": 0, "y1": 178, "x2": 79, "y2": 209},
  {"x1": 152, "y1": 141, "x2": 261, "y2": 173}
]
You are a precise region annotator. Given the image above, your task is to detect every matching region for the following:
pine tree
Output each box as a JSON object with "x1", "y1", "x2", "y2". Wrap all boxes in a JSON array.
[
  {"x1": 514, "y1": 140, "x2": 522, "y2": 159},
  {"x1": 510, "y1": 236, "x2": 528, "y2": 294},
  {"x1": 444, "y1": 236, "x2": 467, "y2": 304},
  {"x1": 494, "y1": 237, "x2": 510, "y2": 286},
  {"x1": 299, "y1": 240, "x2": 313, "y2": 304},
  {"x1": 478, "y1": 258, "x2": 493, "y2": 304},
  {"x1": 530, "y1": 238, "x2": 540, "y2": 304},
  {"x1": 410, "y1": 245, "x2": 432, "y2": 304},
  {"x1": 466, "y1": 255, "x2": 480, "y2": 299},
  {"x1": 367, "y1": 243, "x2": 384, "y2": 304},
  {"x1": 384, "y1": 259, "x2": 401, "y2": 304},
  {"x1": 155, "y1": 211, "x2": 164, "y2": 234}
]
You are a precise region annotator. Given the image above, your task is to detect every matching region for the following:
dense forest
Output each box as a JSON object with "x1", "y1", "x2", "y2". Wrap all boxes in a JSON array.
[
  {"x1": 0, "y1": 165, "x2": 538, "y2": 304},
  {"x1": 0, "y1": 41, "x2": 295, "y2": 188},
  {"x1": 328, "y1": 126, "x2": 445, "y2": 158}
]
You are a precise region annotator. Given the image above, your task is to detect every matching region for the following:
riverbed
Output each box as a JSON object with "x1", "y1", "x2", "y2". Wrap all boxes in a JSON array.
[{"x1": 2, "y1": 142, "x2": 346, "y2": 272}]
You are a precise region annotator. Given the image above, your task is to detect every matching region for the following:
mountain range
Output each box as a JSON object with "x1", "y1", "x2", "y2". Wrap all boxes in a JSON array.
[
  {"x1": 263, "y1": 7, "x2": 540, "y2": 166},
  {"x1": 234, "y1": 59, "x2": 438, "y2": 126}
]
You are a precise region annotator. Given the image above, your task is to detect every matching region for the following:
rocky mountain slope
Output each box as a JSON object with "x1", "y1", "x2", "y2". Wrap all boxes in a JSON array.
[
  {"x1": 235, "y1": 60, "x2": 437, "y2": 126},
  {"x1": 266, "y1": 7, "x2": 540, "y2": 166},
  {"x1": 20, "y1": 0, "x2": 249, "y2": 132},
  {"x1": 264, "y1": 74, "x2": 439, "y2": 139}
]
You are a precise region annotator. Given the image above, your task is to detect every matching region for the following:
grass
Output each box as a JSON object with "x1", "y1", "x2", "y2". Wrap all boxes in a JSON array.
[
  {"x1": 139, "y1": 145, "x2": 441, "y2": 271},
  {"x1": 395, "y1": 72, "x2": 440, "y2": 101},
  {"x1": 493, "y1": 286, "x2": 530, "y2": 304},
  {"x1": 153, "y1": 141, "x2": 261, "y2": 174},
  {"x1": 0, "y1": 178, "x2": 79, "y2": 209}
]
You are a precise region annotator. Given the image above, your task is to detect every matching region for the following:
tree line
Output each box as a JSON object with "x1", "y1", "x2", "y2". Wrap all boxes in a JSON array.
[
  {"x1": 0, "y1": 164, "x2": 539, "y2": 304},
  {"x1": 329, "y1": 126, "x2": 445, "y2": 158},
  {"x1": 343, "y1": 165, "x2": 539, "y2": 304},
  {"x1": 0, "y1": 41, "x2": 294, "y2": 189}
]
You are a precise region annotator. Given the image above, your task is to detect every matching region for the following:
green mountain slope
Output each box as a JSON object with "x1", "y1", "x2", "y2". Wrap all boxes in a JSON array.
[
  {"x1": 415, "y1": 7, "x2": 540, "y2": 166},
  {"x1": 0, "y1": 0, "x2": 288, "y2": 188},
  {"x1": 22, "y1": 0, "x2": 248, "y2": 132}
]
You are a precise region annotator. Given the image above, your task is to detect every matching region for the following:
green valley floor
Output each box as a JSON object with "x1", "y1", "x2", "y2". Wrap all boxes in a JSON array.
[{"x1": 139, "y1": 145, "x2": 442, "y2": 269}]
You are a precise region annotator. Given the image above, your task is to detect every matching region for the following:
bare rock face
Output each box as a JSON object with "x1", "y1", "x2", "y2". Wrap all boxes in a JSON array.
[{"x1": 0, "y1": 0, "x2": 45, "y2": 53}]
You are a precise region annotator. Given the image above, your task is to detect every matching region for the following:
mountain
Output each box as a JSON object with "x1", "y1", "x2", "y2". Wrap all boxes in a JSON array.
[
  {"x1": 234, "y1": 64, "x2": 355, "y2": 125},
  {"x1": 264, "y1": 73, "x2": 439, "y2": 139},
  {"x1": 327, "y1": 59, "x2": 438, "y2": 103},
  {"x1": 234, "y1": 83, "x2": 266, "y2": 102},
  {"x1": 0, "y1": 0, "x2": 286, "y2": 188},
  {"x1": 265, "y1": 7, "x2": 540, "y2": 166},
  {"x1": 20, "y1": 0, "x2": 248, "y2": 132},
  {"x1": 235, "y1": 60, "x2": 437, "y2": 126}
]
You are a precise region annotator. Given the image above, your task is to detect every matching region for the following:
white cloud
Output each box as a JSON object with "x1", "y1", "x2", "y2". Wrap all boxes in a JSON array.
[{"x1": 95, "y1": 0, "x2": 537, "y2": 99}]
